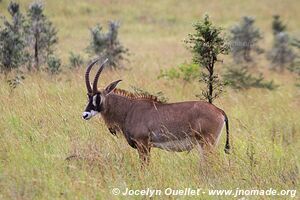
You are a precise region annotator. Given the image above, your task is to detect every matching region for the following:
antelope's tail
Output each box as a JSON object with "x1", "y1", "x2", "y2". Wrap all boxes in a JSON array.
[{"x1": 223, "y1": 112, "x2": 230, "y2": 154}]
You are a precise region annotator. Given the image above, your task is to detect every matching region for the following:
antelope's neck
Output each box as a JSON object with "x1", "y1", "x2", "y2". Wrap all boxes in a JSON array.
[{"x1": 101, "y1": 94, "x2": 133, "y2": 129}]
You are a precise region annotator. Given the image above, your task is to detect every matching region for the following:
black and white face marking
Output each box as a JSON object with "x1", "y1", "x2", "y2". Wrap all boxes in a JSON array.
[{"x1": 82, "y1": 93, "x2": 102, "y2": 120}]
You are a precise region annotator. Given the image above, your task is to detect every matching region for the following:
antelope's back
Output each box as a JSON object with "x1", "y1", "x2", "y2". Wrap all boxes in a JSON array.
[{"x1": 130, "y1": 100, "x2": 225, "y2": 136}]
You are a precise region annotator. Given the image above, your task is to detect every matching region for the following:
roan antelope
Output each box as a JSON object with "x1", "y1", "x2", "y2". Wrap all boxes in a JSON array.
[{"x1": 82, "y1": 58, "x2": 230, "y2": 166}]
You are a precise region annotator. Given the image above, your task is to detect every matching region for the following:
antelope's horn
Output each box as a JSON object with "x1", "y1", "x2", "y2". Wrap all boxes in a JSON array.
[
  {"x1": 93, "y1": 58, "x2": 108, "y2": 92},
  {"x1": 85, "y1": 58, "x2": 101, "y2": 93}
]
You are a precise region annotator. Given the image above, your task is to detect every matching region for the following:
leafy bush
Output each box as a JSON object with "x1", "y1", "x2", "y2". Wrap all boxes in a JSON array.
[
  {"x1": 69, "y1": 52, "x2": 84, "y2": 69},
  {"x1": 46, "y1": 55, "x2": 61, "y2": 74},
  {"x1": 87, "y1": 21, "x2": 128, "y2": 69},
  {"x1": 158, "y1": 63, "x2": 199, "y2": 83}
]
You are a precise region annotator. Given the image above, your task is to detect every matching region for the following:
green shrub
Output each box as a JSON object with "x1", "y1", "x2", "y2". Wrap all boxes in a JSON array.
[
  {"x1": 69, "y1": 52, "x2": 84, "y2": 69},
  {"x1": 46, "y1": 55, "x2": 61, "y2": 74},
  {"x1": 158, "y1": 63, "x2": 199, "y2": 83},
  {"x1": 223, "y1": 66, "x2": 278, "y2": 90}
]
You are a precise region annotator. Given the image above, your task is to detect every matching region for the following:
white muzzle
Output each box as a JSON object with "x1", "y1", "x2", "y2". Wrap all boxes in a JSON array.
[{"x1": 82, "y1": 111, "x2": 98, "y2": 120}]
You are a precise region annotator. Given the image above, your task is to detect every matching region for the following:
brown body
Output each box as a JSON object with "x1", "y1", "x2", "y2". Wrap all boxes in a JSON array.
[
  {"x1": 82, "y1": 59, "x2": 230, "y2": 166},
  {"x1": 101, "y1": 91, "x2": 229, "y2": 164}
]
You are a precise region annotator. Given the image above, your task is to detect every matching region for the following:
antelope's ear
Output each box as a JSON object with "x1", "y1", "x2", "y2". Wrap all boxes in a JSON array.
[{"x1": 104, "y1": 79, "x2": 122, "y2": 95}]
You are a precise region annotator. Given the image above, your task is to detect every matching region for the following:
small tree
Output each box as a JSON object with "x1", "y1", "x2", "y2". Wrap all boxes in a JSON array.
[
  {"x1": 267, "y1": 32, "x2": 295, "y2": 71},
  {"x1": 0, "y1": 1, "x2": 27, "y2": 74},
  {"x1": 185, "y1": 15, "x2": 229, "y2": 104},
  {"x1": 87, "y1": 21, "x2": 128, "y2": 69},
  {"x1": 272, "y1": 15, "x2": 286, "y2": 36},
  {"x1": 268, "y1": 16, "x2": 295, "y2": 71},
  {"x1": 26, "y1": 1, "x2": 58, "y2": 70},
  {"x1": 230, "y1": 16, "x2": 263, "y2": 63}
]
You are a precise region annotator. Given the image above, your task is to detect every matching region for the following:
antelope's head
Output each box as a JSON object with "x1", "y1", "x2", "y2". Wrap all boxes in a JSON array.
[{"x1": 82, "y1": 58, "x2": 121, "y2": 120}]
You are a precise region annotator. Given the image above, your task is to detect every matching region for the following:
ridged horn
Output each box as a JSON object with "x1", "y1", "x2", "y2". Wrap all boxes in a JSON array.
[
  {"x1": 92, "y1": 58, "x2": 108, "y2": 92},
  {"x1": 85, "y1": 58, "x2": 101, "y2": 93}
]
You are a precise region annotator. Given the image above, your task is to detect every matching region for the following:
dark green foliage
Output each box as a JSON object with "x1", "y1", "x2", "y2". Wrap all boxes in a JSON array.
[
  {"x1": 185, "y1": 15, "x2": 229, "y2": 103},
  {"x1": 186, "y1": 15, "x2": 229, "y2": 69},
  {"x1": 26, "y1": 1, "x2": 58, "y2": 70},
  {"x1": 267, "y1": 32, "x2": 295, "y2": 71},
  {"x1": 158, "y1": 63, "x2": 199, "y2": 83},
  {"x1": 130, "y1": 86, "x2": 168, "y2": 103},
  {"x1": 87, "y1": 21, "x2": 128, "y2": 69},
  {"x1": 223, "y1": 66, "x2": 277, "y2": 90},
  {"x1": 230, "y1": 16, "x2": 263, "y2": 63},
  {"x1": 0, "y1": 1, "x2": 27, "y2": 73},
  {"x1": 69, "y1": 52, "x2": 84, "y2": 69},
  {"x1": 46, "y1": 55, "x2": 61, "y2": 74},
  {"x1": 272, "y1": 15, "x2": 286, "y2": 36}
]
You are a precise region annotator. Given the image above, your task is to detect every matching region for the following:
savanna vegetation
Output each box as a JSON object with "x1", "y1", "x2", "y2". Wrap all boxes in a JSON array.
[{"x1": 0, "y1": 0, "x2": 299, "y2": 199}]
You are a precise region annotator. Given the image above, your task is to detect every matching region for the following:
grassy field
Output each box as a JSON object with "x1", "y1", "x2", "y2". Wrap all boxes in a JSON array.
[{"x1": 0, "y1": 0, "x2": 299, "y2": 199}]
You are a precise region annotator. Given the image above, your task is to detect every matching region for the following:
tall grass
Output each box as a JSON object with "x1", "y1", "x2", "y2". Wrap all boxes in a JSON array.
[{"x1": 0, "y1": 0, "x2": 299, "y2": 199}]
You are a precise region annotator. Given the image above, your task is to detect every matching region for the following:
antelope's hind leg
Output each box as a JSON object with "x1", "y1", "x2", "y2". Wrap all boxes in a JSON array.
[{"x1": 196, "y1": 142, "x2": 206, "y2": 166}]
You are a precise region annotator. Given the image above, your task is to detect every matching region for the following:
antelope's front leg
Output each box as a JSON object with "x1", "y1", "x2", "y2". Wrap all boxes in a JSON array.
[{"x1": 135, "y1": 139, "x2": 151, "y2": 168}]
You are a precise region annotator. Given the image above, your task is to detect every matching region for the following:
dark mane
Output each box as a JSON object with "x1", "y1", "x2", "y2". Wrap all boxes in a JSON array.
[{"x1": 112, "y1": 88, "x2": 163, "y2": 103}]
